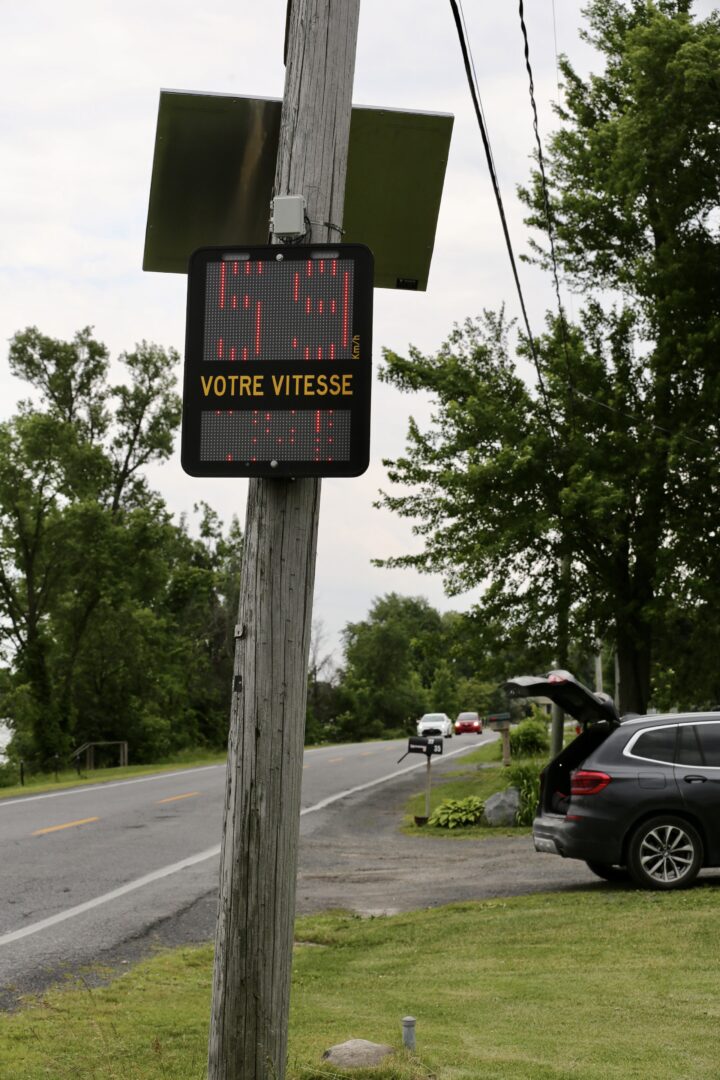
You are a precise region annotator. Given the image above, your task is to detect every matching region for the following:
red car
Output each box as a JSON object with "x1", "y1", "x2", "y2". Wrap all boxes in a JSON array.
[{"x1": 455, "y1": 711, "x2": 483, "y2": 734}]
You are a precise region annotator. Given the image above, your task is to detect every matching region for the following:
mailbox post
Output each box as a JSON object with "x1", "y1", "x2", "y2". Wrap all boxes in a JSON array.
[
  {"x1": 486, "y1": 713, "x2": 512, "y2": 766},
  {"x1": 400, "y1": 735, "x2": 443, "y2": 822}
]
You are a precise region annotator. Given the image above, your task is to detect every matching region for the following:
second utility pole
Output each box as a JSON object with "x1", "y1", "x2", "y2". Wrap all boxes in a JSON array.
[{"x1": 207, "y1": 3, "x2": 362, "y2": 1079}]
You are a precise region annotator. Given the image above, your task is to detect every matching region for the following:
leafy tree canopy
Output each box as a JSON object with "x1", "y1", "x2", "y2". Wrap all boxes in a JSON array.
[
  {"x1": 0, "y1": 328, "x2": 241, "y2": 766},
  {"x1": 377, "y1": 0, "x2": 720, "y2": 714}
]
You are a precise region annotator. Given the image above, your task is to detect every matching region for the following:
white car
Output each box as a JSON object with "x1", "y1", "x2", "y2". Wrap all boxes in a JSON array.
[{"x1": 416, "y1": 712, "x2": 453, "y2": 739}]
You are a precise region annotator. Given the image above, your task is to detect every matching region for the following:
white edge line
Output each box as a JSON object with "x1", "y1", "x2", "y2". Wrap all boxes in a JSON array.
[
  {"x1": 300, "y1": 738, "x2": 488, "y2": 815},
  {"x1": 0, "y1": 739, "x2": 490, "y2": 946},
  {"x1": 0, "y1": 764, "x2": 226, "y2": 807},
  {"x1": 0, "y1": 846, "x2": 221, "y2": 947}
]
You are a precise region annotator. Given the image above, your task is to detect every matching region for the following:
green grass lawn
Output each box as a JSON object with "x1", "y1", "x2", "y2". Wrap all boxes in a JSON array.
[{"x1": 3, "y1": 887, "x2": 720, "y2": 1079}]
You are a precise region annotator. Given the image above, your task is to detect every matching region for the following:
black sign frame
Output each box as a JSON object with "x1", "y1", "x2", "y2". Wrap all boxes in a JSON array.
[{"x1": 181, "y1": 243, "x2": 373, "y2": 478}]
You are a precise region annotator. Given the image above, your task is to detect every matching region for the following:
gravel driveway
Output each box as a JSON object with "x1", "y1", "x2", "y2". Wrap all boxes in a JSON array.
[{"x1": 296, "y1": 759, "x2": 599, "y2": 914}]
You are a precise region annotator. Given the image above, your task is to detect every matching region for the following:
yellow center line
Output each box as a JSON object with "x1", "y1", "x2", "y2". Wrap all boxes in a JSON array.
[
  {"x1": 360, "y1": 751, "x2": 374, "y2": 757},
  {"x1": 327, "y1": 756, "x2": 344, "y2": 764},
  {"x1": 156, "y1": 791, "x2": 201, "y2": 804},
  {"x1": 33, "y1": 817, "x2": 99, "y2": 836}
]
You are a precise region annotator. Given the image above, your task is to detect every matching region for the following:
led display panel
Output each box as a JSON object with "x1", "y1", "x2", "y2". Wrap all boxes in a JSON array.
[{"x1": 182, "y1": 244, "x2": 373, "y2": 477}]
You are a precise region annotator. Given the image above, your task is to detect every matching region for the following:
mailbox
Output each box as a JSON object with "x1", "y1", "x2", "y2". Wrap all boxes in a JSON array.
[
  {"x1": 485, "y1": 712, "x2": 512, "y2": 732},
  {"x1": 486, "y1": 712, "x2": 512, "y2": 767},
  {"x1": 408, "y1": 735, "x2": 443, "y2": 757}
]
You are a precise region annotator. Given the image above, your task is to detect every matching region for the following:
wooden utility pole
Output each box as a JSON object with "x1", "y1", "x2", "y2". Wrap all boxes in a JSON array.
[{"x1": 207, "y1": 3, "x2": 362, "y2": 1079}]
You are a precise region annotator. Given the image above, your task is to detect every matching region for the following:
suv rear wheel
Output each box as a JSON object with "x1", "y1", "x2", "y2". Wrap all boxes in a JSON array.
[{"x1": 627, "y1": 816, "x2": 703, "y2": 890}]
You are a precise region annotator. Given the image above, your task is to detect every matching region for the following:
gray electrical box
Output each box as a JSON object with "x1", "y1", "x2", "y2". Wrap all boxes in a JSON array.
[{"x1": 270, "y1": 195, "x2": 306, "y2": 238}]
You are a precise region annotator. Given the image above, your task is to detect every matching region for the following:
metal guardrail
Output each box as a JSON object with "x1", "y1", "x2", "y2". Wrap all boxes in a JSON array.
[
  {"x1": 11, "y1": 741, "x2": 130, "y2": 786},
  {"x1": 71, "y1": 741, "x2": 129, "y2": 770}
]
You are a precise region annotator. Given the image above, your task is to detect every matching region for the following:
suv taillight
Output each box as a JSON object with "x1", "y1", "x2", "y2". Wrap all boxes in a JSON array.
[{"x1": 570, "y1": 770, "x2": 611, "y2": 796}]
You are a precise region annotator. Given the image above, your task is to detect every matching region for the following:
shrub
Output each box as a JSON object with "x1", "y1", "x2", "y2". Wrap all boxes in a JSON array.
[
  {"x1": 428, "y1": 795, "x2": 485, "y2": 829},
  {"x1": 0, "y1": 761, "x2": 19, "y2": 788},
  {"x1": 507, "y1": 761, "x2": 542, "y2": 825},
  {"x1": 509, "y1": 717, "x2": 549, "y2": 758}
]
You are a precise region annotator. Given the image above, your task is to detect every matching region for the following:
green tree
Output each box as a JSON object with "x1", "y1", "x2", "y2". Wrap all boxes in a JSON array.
[
  {"x1": 0, "y1": 328, "x2": 240, "y2": 764},
  {"x1": 305, "y1": 619, "x2": 342, "y2": 744},
  {"x1": 520, "y1": 0, "x2": 720, "y2": 709},
  {"x1": 428, "y1": 659, "x2": 459, "y2": 719},
  {"x1": 337, "y1": 594, "x2": 440, "y2": 738},
  {"x1": 378, "y1": 1, "x2": 720, "y2": 714}
]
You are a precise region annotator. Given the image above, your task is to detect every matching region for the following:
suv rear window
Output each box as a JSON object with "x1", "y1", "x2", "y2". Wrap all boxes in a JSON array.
[
  {"x1": 631, "y1": 726, "x2": 677, "y2": 763},
  {"x1": 630, "y1": 722, "x2": 720, "y2": 767},
  {"x1": 695, "y1": 723, "x2": 720, "y2": 767},
  {"x1": 677, "y1": 724, "x2": 703, "y2": 766}
]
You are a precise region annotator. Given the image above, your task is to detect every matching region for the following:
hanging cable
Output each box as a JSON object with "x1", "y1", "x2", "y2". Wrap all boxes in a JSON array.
[
  {"x1": 518, "y1": 0, "x2": 577, "y2": 430},
  {"x1": 516, "y1": 2, "x2": 709, "y2": 451},
  {"x1": 448, "y1": 0, "x2": 559, "y2": 445},
  {"x1": 449, "y1": 0, "x2": 707, "y2": 454}
]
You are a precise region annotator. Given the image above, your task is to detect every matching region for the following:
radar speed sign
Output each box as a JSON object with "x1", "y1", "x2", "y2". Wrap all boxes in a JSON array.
[{"x1": 181, "y1": 244, "x2": 373, "y2": 478}]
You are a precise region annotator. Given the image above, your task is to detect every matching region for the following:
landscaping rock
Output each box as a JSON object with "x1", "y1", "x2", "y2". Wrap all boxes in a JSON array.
[
  {"x1": 322, "y1": 1038, "x2": 395, "y2": 1068},
  {"x1": 484, "y1": 787, "x2": 520, "y2": 826}
]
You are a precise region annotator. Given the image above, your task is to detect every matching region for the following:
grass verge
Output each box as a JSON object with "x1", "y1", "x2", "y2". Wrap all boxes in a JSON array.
[
  {"x1": 2, "y1": 887, "x2": 720, "y2": 1078},
  {"x1": 0, "y1": 740, "x2": 365, "y2": 801},
  {"x1": 0, "y1": 749, "x2": 227, "y2": 801},
  {"x1": 403, "y1": 740, "x2": 534, "y2": 838}
]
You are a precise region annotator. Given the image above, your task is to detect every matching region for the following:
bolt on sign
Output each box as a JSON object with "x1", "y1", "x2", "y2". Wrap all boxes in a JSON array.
[{"x1": 181, "y1": 244, "x2": 374, "y2": 477}]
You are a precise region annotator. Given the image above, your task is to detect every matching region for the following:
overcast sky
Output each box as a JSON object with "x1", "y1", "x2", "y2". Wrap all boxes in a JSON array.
[{"x1": 2, "y1": 1, "x2": 714, "y2": 661}]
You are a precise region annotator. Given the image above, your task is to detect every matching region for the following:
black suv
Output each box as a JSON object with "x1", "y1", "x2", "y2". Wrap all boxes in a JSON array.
[{"x1": 505, "y1": 670, "x2": 720, "y2": 890}]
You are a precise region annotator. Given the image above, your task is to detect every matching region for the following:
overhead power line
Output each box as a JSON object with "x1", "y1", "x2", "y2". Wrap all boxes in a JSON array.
[
  {"x1": 447, "y1": 0, "x2": 559, "y2": 444},
  {"x1": 448, "y1": 0, "x2": 709, "y2": 454},
  {"x1": 517, "y1": 0, "x2": 577, "y2": 430}
]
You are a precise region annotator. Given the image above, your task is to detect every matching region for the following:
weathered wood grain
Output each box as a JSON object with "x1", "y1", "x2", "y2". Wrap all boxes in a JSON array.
[{"x1": 207, "y1": 3, "x2": 361, "y2": 1078}]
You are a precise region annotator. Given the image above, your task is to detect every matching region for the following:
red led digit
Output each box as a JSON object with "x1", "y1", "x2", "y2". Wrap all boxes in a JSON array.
[
  {"x1": 220, "y1": 262, "x2": 226, "y2": 309},
  {"x1": 255, "y1": 301, "x2": 262, "y2": 356},
  {"x1": 342, "y1": 271, "x2": 349, "y2": 348}
]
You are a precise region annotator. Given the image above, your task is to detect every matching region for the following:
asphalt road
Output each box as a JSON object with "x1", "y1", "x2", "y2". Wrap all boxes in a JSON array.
[{"x1": 0, "y1": 735, "x2": 496, "y2": 1005}]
